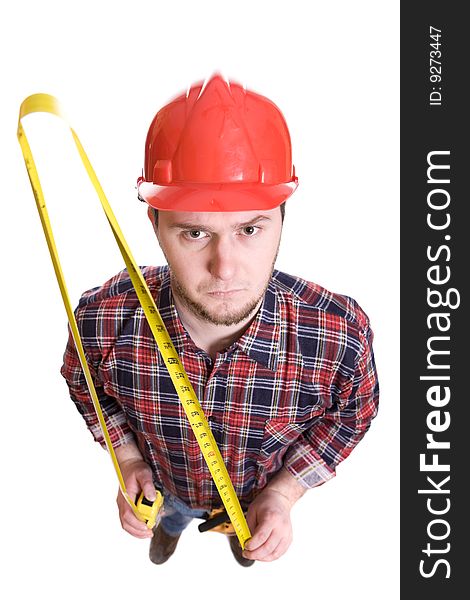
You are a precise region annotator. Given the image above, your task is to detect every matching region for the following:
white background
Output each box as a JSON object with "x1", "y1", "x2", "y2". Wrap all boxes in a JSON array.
[{"x1": 1, "y1": 1, "x2": 399, "y2": 598}]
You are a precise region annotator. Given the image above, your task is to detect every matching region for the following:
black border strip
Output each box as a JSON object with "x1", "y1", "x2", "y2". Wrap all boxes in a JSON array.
[{"x1": 401, "y1": 3, "x2": 467, "y2": 595}]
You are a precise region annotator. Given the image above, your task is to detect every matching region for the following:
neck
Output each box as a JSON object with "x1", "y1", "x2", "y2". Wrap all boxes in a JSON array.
[{"x1": 171, "y1": 291, "x2": 261, "y2": 361}]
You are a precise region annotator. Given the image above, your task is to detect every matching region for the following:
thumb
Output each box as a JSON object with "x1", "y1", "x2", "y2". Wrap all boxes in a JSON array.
[
  {"x1": 137, "y1": 469, "x2": 157, "y2": 502},
  {"x1": 245, "y1": 505, "x2": 258, "y2": 535}
]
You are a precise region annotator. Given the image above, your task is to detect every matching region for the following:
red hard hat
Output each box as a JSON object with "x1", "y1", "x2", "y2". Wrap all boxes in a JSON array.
[{"x1": 137, "y1": 73, "x2": 298, "y2": 212}]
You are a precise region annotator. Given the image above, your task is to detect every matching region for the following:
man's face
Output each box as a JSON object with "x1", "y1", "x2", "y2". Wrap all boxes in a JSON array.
[{"x1": 151, "y1": 207, "x2": 283, "y2": 326}]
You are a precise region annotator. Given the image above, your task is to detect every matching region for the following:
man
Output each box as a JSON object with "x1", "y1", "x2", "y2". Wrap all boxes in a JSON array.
[{"x1": 61, "y1": 73, "x2": 379, "y2": 566}]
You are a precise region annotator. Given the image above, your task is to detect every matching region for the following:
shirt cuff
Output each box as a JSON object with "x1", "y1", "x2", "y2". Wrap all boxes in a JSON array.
[
  {"x1": 283, "y1": 440, "x2": 336, "y2": 488},
  {"x1": 89, "y1": 411, "x2": 136, "y2": 450}
]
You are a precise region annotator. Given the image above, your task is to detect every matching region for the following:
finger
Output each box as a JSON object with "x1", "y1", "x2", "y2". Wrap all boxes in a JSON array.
[
  {"x1": 245, "y1": 510, "x2": 257, "y2": 535},
  {"x1": 118, "y1": 496, "x2": 152, "y2": 533},
  {"x1": 135, "y1": 469, "x2": 157, "y2": 501},
  {"x1": 140, "y1": 481, "x2": 157, "y2": 502},
  {"x1": 121, "y1": 508, "x2": 154, "y2": 537},
  {"x1": 243, "y1": 529, "x2": 279, "y2": 560},
  {"x1": 254, "y1": 537, "x2": 289, "y2": 562},
  {"x1": 122, "y1": 510, "x2": 149, "y2": 530},
  {"x1": 244, "y1": 523, "x2": 273, "y2": 552},
  {"x1": 122, "y1": 521, "x2": 154, "y2": 539}
]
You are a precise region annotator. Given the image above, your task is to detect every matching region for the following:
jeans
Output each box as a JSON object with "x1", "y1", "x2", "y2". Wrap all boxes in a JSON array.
[{"x1": 160, "y1": 490, "x2": 210, "y2": 536}]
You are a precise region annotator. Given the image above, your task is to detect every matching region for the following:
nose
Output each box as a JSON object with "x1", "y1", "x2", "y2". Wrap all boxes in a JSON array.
[{"x1": 208, "y1": 236, "x2": 237, "y2": 281}]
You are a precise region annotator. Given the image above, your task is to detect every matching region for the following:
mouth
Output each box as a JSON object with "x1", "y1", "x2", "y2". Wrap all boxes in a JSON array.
[{"x1": 206, "y1": 290, "x2": 242, "y2": 298}]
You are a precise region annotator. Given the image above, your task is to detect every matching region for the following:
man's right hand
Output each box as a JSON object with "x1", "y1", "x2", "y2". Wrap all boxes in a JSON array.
[{"x1": 115, "y1": 445, "x2": 158, "y2": 539}]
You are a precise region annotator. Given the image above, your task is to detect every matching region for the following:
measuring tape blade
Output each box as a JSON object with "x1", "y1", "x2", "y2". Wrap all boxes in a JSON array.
[
  {"x1": 17, "y1": 95, "x2": 146, "y2": 523},
  {"x1": 17, "y1": 94, "x2": 251, "y2": 549}
]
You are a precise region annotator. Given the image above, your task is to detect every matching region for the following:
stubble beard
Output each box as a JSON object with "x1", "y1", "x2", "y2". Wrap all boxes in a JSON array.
[
  {"x1": 168, "y1": 249, "x2": 279, "y2": 327},
  {"x1": 158, "y1": 223, "x2": 281, "y2": 326},
  {"x1": 170, "y1": 272, "x2": 271, "y2": 326}
]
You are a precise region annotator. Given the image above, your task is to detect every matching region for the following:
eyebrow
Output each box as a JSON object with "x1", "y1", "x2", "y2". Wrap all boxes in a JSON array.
[{"x1": 168, "y1": 215, "x2": 272, "y2": 232}]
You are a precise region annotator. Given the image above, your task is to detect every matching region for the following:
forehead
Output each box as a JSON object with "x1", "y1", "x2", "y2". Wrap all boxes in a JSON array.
[{"x1": 159, "y1": 208, "x2": 280, "y2": 229}]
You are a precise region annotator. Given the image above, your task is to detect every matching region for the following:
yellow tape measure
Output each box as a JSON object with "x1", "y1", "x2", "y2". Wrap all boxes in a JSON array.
[{"x1": 17, "y1": 94, "x2": 251, "y2": 550}]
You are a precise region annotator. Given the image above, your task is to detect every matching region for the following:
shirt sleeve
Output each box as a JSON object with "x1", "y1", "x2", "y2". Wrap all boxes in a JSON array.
[
  {"x1": 283, "y1": 322, "x2": 379, "y2": 488},
  {"x1": 60, "y1": 323, "x2": 136, "y2": 450}
]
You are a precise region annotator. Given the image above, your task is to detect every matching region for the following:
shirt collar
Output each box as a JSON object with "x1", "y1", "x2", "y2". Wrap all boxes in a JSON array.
[
  {"x1": 153, "y1": 266, "x2": 280, "y2": 371},
  {"x1": 234, "y1": 278, "x2": 280, "y2": 371}
]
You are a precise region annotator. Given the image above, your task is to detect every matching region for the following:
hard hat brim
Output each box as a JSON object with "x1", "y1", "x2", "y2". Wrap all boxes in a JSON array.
[{"x1": 138, "y1": 180, "x2": 298, "y2": 212}]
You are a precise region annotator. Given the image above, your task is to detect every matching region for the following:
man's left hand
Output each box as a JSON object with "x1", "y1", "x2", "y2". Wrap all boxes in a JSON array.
[{"x1": 242, "y1": 488, "x2": 293, "y2": 562}]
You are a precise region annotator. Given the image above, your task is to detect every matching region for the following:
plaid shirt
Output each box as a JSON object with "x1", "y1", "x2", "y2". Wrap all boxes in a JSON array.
[{"x1": 61, "y1": 266, "x2": 379, "y2": 510}]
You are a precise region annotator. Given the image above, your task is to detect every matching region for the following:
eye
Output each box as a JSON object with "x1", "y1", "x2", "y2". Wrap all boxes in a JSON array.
[
  {"x1": 241, "y1": 225, "x2": 260, "y2": 236},
  {"x1": 183, "y1": 230, "x2": 209, "y2": 240}
]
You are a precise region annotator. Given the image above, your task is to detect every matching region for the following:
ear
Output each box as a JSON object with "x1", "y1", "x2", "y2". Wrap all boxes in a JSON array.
[{"x1": 147, "y1": 206, "x2": 158, "y2": 236}]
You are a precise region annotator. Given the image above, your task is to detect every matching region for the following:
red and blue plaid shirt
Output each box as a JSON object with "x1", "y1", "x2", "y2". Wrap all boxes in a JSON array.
[{"x1": 61, "y1": 266, "x2": 379, "y2": 510}]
